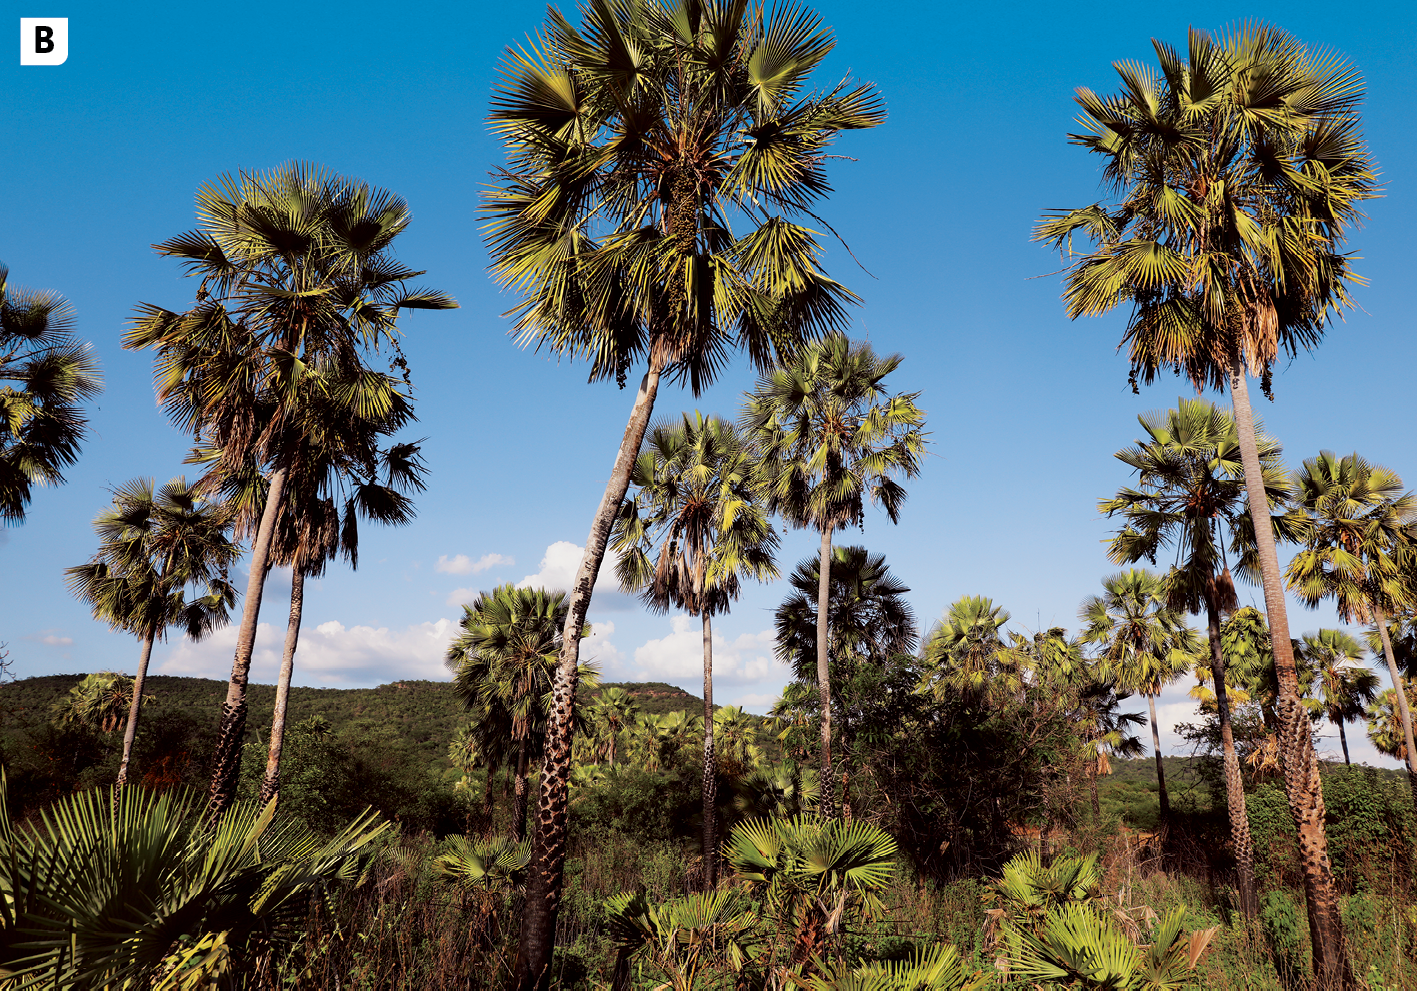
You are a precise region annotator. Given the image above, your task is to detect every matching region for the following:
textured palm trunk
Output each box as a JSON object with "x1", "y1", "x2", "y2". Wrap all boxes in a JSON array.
[
  {"x1": 701, "y1": 608, "x2": 717, "y2": 889},
  {"x1": 515, "y1": 356, "x2": 664, "y2": 988},
  {"x1": 1147, "y1": 692, "x2": 1169, "y2": 820},
  {"x1": 1337, "y1": 721, "x2": 1351, "y2": 766},
  {"x1": 1373, "y1": 606, "x2": 1417, "y2": 812},
  {"x1": 816, "y1": 525, "x2": 836, "y2": 819},
  {"x1": 1206, "y1": 593, "x2": 1257, "y2": 917},
  {"x1": 115, "y1": 627, "x2": 158, "y2": 788},
  {"x1": 208, "y1": 464, "x2": 288, "y2": 821},
  {"x1": 259, "y1": 565, "x2": 304, "y2": 807},
  {"x1": 481, "y1": 761, "x2": 497, "y2": 833},
  {"x1": 1089, "y1": 763, "x2": 1101, "y2": 821},
  {"x1": 512, "y1": 740, "x2": 529, "y2": 843},
  {"x1": 1230, "y1": 358, "x2": 1349, "y2": 986}
]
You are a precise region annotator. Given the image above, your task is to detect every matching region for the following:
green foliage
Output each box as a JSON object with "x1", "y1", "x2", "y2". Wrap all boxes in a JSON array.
[
  {"x1": 0, "y1": 773, "x2": 388, "y2": 989},
  {"x1": 570, "y1": 765, "x2": 699, "y2": 843},
  {"x1": 1260, "y1": 889, "x2": 1308, "y2": 986}
]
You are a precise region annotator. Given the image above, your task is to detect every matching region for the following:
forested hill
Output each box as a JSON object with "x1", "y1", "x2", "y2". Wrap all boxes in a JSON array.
[{"x1": 0, "y1": 673, "x2": 708, "y2": 776}]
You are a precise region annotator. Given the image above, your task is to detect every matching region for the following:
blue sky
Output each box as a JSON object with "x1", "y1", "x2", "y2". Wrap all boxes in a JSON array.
[{"x1": 5, "y1": 0, "x2": 1414, "y2": 767}]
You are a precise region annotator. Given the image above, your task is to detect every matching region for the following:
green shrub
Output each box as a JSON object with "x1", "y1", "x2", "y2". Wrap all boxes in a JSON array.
[{"x1": 1259, "y1": 889, "x2": 1307, "y2": 988}]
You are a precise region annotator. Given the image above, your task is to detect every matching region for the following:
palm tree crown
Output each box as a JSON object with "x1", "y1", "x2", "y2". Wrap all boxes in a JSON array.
[{"x1": 1, "y1": 263, "x2": 103, "y2": 523}]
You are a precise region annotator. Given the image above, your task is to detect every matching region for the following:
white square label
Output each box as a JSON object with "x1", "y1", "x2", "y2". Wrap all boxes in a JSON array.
[{"x1": 20, "y1": 18, "x2": 67, "y2": 65}]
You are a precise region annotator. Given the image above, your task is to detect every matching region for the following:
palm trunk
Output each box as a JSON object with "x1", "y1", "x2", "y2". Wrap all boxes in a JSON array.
[
  {"x1": 481, "y1": 760, "x2": 497, "y2": 834},
  {"x1": 259, "y1": 566, "x2": 304, "y2": 807},
  {"x1": 1206, "y1": 591, "x2": 1257, "y2": 917},
  {"x1": 512, "y1": 740, "x2": 529, "y2": 843},
  {"x1": 115, "y1": 627, "x2": 158, "y2": 788},
  {"x1": 516, "y1": 355, "x2": 664, "y2": 988},
  {"x1": 1147, "y1": 692, "x2": 1169, "y2": 820},
  {"x1": 701, "y1": 608, "x2": 717, "y2": 889},
  {"x1": 1337, "y1": 720, "x2": 1351, "y2": 766},
  {"x1": 1090, "y1": 762, "x2": 1101, "y2": 821},
  {"x1": 1230, "y1": 358, "x2": 1349, "y2": 986},
  {"x1": 208, "y1": 464, "x2": 287, "y2": 822},
  {"x1": 1373, "y1": 606, "x2": 1417, "y2": 813},
  {"x1": 816, "y1": 525, "x2": 836, "y2": 819}
]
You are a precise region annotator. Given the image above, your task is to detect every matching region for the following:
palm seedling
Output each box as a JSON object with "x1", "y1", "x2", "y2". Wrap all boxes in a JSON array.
[
  {"x1": 484, "y1": 1, "x2": 884, "y2": 973},
  {"x1": 612, "y1": 411, "x2": 778, "y2": 884},
  {"x1": 65, "y1": 477, "x2": 239, "y2": 787},
  {"x1": 1035, "y1": 24, "x2": 1379, "y2": 981},
  {"x1": 0, "y1": 262, "x2": 102, "y2": 523}
]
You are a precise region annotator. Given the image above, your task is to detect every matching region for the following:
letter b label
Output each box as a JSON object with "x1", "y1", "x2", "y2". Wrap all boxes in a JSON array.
[{"x1": 20, "y1": 18, "x2": 67, "y2": 65}]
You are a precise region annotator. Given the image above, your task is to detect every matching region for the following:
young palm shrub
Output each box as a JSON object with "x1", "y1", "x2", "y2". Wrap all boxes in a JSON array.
[
  {"x1": 1298, "y1": 629, "x2": 1380, "y2": 765},
  {"x1": 0, "y1": 775, "x2": 388, "y2": 989},
  {"x1": 485, "y1": 1, "x2": 884, "y2": 973},
  {"x1": 1035, "y1": 24, "x2": 1379, "y2": 982},
  {"x1": 1080, "y1": 569, "x2": 1199, "y2": 821},
  {"x1": 125, "y1": 164, "x2": 456, "y2": 820},
  {"x1": 1098, "y1": 398, "x2": 1296, "y2": 914},
  {"x1": 612, "y1": 411, "x2": 778, "y2": 885},
  {"x1": 743, "y1": 335, "x2": 926, "y2": 817},
  {"x1": 1285, "y1": 451, "x2": 1417, "y2": 809},
  {"x1": 65, "y1": 477, "x2": 239, "y2": 788},
  {"x1": 0, "y1": 262, "x2": 103, "y2": 523}
]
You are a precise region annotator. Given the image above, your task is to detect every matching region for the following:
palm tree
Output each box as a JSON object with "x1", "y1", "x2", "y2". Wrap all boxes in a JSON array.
[
  {"x1": 0, "y1": 263, "x2": 103, "y2": 523},
  {"x1": 1368, "y1": 686, "x2": 1417, "y2": 763},
  {"x1": 612, "y1": 412, "x2": 778, "y2": 884},
  {"x1": 1297, "y1": 629, "x2": 1379, "y2": 766},
  {"x1": 1286, "y1": 452, "x2": 1417, "y2": 809},
  {"x1": 588, "y1": 687, "x2": 639, "y2": 766},
  {"x1": 773, "y1": 544, "x2": 916, "y2": 816},
  {"x1": 1080, "y1": 569, "x2": 1198, "y2": 820},
  {"x1": 1098, "y1": 398, "x2": 1294, "y2": 915},
  {"x1": 50, "y1": 672, "x2": 142, "y2": 736},
  {"x1": 256, "y1": 437, "x2": 428, "y2": 807},
  {"x1": 485, "y1": 1, "x2": 885, "y2": 972},
  {"x1": 448, "y1": 585, "x2": 598, "y2": 841},
  {"x1": 916, "y1": 595, "x2": 1016, "y2": 699},
  {"x1": 65, "y1": 478, "x2": 239, "y2": 788},
  {"x1": 1070, "y1": 674, "x2": 1146, "y2": 820},
  {"x1": 1035, "y1": 26, "x2": 1377, "y2": 981},
  {"x1": 124, "y1": 164, "x2": 456, "y2": 819},
  {"x1": 741, "y1": 334, "x2": 926, "y2": 818}
]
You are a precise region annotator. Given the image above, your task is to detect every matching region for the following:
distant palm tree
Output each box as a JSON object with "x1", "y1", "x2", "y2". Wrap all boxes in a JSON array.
[
  {"x1": 742, "y1": 335, "x2": 926, "y2": 817},
  {"x1": 1098, "y1": 397, "x2": 1296, "y2": 914},
  {"x1": 449, "y1": 585, "x2": 598, "y2": 841},
  {"x1": 612, "y1": 412, "x2": 778, "y2": 883},
  {"x1": 1080, "y1": 569, "x2": 1198, "y2": 820},
  {"x1": 65, "y1": 477, "x2": 238, "y2": 787},
  {"x1": 1286, "y1": 451, "x2": 1417, "y2": 807},
  {"x1": 588, "y1": 687, "x2": 640, "y2": 767},
  {"x1": 50, "y1": 672, "x2": 140, "y2": 736},
  {"x1": 484, "y1": 0, "x2": 884, "y2": 972},
  {"x1": 1368, "y1": 686, "x2": 1417, "y2": 763},
  {"x1": 126, "y1": 164, "x2": 456, "y2": 819},
  {"x1": 0, "y1": 263, "x2": 103, "y2": 523},
  {"x1": 774, "y1": 544, "x2": 916, "y2": 814},
  {"x1": 1298, "y1": 630, "x2": 1379, "y2": 766}
]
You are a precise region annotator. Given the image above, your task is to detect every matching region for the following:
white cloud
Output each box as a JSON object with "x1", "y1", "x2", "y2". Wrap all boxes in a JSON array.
[
  {"x1": 158, "y1": 617, "x2": 457, "y2": 687},
  {"x1": 436, "y1": 553, "x2": 513, "y2": 576},
  {"x1": 518, "y1": 541, "x2": 633, "y2": 610},
  {"x1": 581, "y1": 619, "x2": 624, "y2": 672},
  {"x1": 632, "y1": 617, "x2": 788, "y2": 686},
  {"x1": 732, "y1": 691, "x2": 780, "y2": 713},
  {"x1": 31, "y1": 632, "x2": 74, "y2": 646}
]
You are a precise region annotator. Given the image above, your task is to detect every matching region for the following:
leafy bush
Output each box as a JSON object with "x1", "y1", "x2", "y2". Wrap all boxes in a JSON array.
[{"x1": 569, "y1": 765, "x2": 698, "y2": 842}]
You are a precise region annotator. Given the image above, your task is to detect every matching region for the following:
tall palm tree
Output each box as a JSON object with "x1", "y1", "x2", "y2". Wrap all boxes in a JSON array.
[
  {"x1": 64, "y1": 477, "x2": 239, "y2": 787},
  {"x1": 124, "y1": 164, "x2": 456, "y2": 819},
  {"x1": 1098, "y1": 398, "x2": 1294, "y2": 915},
  {"x1": 772, "y1": 544, "x2": 916, "y2": 818},
  {"x1": 0, "y1": 263, "x2": 103, "y2": 523},
  {"x1": 486, "y1": 2, "x2": 884, "y2": 971},
  {"x1": 449, "y1": 585, "x2": 598, "y2": 842},
  {"x1": 741, "y1": 334, "x2": 926, "y2": 818},
  {"x1": 612, "y1": 412, "x2": 778, "y2": 885},
  {"x1": 1080, "y1": 569, "x2": 1198, "y2": 821},
  {"x1": 256, "y1": 437, "x2": 428, "y2": 806},
  {"x1": 1297, "y1": 629, "x2": 1379, "y2": 766},
  {"x1": 1368, "y1": 686, "x2": 1417, "y2": 764},
  {"x1": 1035, "y1": 25, "x2": 1377, "y2": 980},
  {"x1": 588, "y1": 687, "x2": 640, "y2": 766},
  {"x1": 1286, "y1": 451, "x2": 1417, "y2": 807}
]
